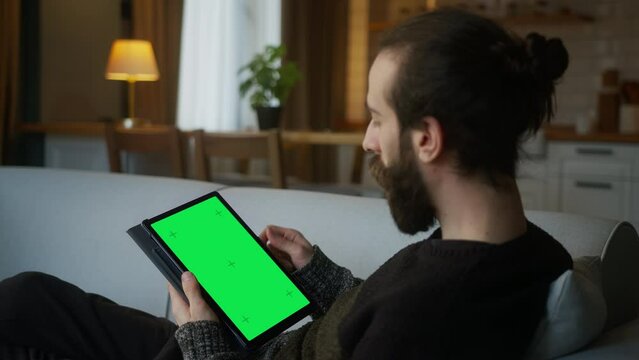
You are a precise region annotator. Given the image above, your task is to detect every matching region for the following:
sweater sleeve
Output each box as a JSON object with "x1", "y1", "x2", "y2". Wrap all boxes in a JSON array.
[
  {"x1": 174, "y1": 321, "x2": 239, "y2": 360},
  {"x1": 174, "y1": 245, "x2": 361, "y2": 359},
  {"x1": 293, "y1": 245, "x2": 363, "y2": 318}
]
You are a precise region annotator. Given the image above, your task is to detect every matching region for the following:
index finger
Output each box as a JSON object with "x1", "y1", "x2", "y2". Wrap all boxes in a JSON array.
[
  {"x1": 258, "y1": 228, "x2": 268, "y2": 243},
  {"x1": 259, "y1": 225, "x2": 288, "y2": 243}
]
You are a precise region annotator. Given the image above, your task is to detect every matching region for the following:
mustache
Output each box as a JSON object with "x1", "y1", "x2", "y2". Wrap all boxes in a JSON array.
[{"x1": 368, "y1": 155, "x2": 390, "y2": 189}]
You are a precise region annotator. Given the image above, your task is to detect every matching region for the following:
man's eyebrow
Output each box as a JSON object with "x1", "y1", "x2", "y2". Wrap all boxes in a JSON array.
[{"x1": 366, "y1": 101, "x2": 381, "y2": 115}]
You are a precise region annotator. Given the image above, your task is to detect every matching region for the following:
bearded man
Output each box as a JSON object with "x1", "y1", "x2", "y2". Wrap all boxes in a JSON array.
[{"x1": 0, "y1": 8, "x2": 572, "y2": 360}]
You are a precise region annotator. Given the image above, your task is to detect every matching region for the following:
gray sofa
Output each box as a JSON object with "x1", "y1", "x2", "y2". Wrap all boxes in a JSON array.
[{"x1": 1, "y1": 166, "x2": 638, "y2": 359}]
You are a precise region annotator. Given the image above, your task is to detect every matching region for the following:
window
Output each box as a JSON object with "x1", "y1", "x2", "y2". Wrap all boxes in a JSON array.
[{"x1": 177, "y1": 0, "x2": 281, "y2": 131}]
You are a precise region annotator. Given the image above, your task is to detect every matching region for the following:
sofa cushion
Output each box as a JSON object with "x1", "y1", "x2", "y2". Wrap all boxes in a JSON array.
[
  {"x1": 556, "y1": 317, "x2": 639, "y2": 360},
  {"x1": 525, "y1": 257, "x2": 607, "y2": 360}
]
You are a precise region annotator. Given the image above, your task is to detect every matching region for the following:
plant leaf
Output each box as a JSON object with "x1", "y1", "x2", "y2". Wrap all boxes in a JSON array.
[{"x1": 238, "y1": 44, "x2": 301, "y2": 106}]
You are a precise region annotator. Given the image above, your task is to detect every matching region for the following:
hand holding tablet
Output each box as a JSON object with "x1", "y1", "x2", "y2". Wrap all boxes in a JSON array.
[
  {"x1": 128, "y1": 192, "x2": 316, "y2": 350},
  {"x1": 258, "y1": 225, "x2": 315, "y2": 272},
  {"x1": 168, "y1": 271, "x2": 219, "y2": 326}
]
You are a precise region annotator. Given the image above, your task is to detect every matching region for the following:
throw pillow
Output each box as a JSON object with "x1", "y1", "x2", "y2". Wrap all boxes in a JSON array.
[{"x1": 524, "y1": 256, "x2": 607, "y2": 360}]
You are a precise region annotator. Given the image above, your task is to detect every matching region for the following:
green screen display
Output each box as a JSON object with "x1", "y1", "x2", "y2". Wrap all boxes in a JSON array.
[{"x1": 150, "y1": 196, "x2": 310, "y2": 341}]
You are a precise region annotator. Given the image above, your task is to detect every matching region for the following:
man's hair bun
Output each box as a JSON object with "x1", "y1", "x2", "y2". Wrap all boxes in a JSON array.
[{"x1": 526, "y1": 32, "x2": 569, "y2": 82}]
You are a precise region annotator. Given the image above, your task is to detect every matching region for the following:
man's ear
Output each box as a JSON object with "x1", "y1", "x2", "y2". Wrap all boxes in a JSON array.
[{"x1": 411, "y1": 116, "x2": 444, "y2": 164}]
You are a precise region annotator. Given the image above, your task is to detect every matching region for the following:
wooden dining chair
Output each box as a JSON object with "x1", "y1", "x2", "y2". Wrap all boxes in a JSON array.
[
  {"x1": 104, "y1": 123, "x2": 185, "y2": 178},
  {"x1": 190, "y1": 129, "x2": 286, "y2": 188},
  {"x1": 280, "y1": 131, "x2": 381, "y2": 196},
  {"x1": 281, "y1": 131, "x2": 367, "y2": 185}
]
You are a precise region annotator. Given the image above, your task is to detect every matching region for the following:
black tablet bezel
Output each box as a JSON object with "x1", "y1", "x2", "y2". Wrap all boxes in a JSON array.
[{"x1": 141, "y1": 191, "x2": 315, "y2": 350}]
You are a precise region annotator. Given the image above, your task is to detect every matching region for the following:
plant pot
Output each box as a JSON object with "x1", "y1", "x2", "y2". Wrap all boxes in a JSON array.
[{"x1": 255, "y1": 106, "x2": 282, "y2": 130}]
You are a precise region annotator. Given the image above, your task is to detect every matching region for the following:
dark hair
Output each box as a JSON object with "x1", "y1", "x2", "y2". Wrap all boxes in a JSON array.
[{"x1": 379, "y1": 9, "x2": 569, "y2": 182}]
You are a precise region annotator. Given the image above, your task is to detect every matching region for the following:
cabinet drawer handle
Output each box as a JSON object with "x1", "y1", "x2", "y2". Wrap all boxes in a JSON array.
[
  {"x1": 575, "y1": 181, "x2": 613, "y2": 190},
  {"x1": 576, "y1": 148, "x2": 614, "y2": 156}
]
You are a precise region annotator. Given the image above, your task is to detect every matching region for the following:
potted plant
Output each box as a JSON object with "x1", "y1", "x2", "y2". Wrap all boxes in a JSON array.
[{"x1": 239, "y1": 44, "x2": 301, "y2": 129}]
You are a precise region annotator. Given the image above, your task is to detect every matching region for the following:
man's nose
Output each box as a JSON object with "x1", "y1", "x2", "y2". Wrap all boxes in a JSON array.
[{"x1": 362, "y1": 122, "x2": 380, "y2": 154}]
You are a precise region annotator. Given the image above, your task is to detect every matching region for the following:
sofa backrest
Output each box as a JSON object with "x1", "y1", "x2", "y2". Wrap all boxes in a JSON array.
[
  {"x1": 217, "y1": 187, "x2": 431, "y2": 279},
  {"x1": 2, "y1": 168, "x2": 637, "y2": 328},
  {"x1": 0, "y1": 166, "x2": 224, "y2": 317},
  {"x1": 527, "y1": 211, "x2": 639, "y2": 329},
  {"x1": 221, "y1": 188, "x2": 639, "y2": 329},
  {"x1": 600, "y1": 222, "x2": 639, "y2": 329}
]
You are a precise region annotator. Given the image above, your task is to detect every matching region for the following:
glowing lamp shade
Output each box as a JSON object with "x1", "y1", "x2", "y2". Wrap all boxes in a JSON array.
[
  {"x1": 105, "y1": 39, "x2": 159, "y2": 81},
  {"x1": 105, "y1": 39, "x2": 160, "y2": 119}
]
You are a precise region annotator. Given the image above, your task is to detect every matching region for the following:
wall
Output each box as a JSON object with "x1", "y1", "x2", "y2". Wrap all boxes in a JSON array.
[
  {"x1": 40, "y1": 0, "x2": 123, "y2": 122},
  {"x1": 508, "y1": 0, "x2": 639, "y2": 128},
  {"x1": 352, "y1": 0, "x2": 639, "y2": 129}
]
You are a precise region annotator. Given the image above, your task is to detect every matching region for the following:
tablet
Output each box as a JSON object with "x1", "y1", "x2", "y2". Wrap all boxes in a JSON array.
[{"x1": 135, "y1": 191, "x2": 315, "y2": 350}]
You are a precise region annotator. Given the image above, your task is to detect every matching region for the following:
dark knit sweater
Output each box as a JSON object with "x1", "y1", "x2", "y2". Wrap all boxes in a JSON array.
[{"x1": 175, "y1": 221, "x2": 572, "y2": 359}]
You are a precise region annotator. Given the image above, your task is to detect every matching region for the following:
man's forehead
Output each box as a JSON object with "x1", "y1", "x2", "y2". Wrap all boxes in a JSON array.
[
  {"x1": 368, "y1": 52, "x2": 399, "y2": 113},
  {"x1": 370, "y1": 52, "x2": 399, "y2": 85}
]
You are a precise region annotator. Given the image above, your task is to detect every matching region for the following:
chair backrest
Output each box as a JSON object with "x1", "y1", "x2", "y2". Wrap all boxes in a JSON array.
[
  {"x1": 281, "y1": 131, "x2": 366, "y2": 185},
  {"x1": 104, "y1": 123, "x2": 185, "y2": 178},
  {"x1": 191, "y1": 129, "x2": 285, "y2": 188}
]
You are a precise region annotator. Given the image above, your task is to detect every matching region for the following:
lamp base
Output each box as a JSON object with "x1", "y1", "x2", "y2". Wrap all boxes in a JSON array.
[
  {"x1": 119, "y1": 117, "x2": 152, "y2": 129},
  {"x1": 122, "y1": 118, "x2": 135, "y2": 129}
]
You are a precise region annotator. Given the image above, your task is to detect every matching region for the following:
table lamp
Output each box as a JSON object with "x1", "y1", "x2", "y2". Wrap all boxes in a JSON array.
[{"x1": 105, "y1": 39, "x2": 160, "y2": 121}]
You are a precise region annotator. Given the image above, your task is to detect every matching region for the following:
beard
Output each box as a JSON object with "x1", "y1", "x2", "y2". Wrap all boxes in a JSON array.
[{"x1": 368, "y1": 140, "x2": 437, "y2": 235}]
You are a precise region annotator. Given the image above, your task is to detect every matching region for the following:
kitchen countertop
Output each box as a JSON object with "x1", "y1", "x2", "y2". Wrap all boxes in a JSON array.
[{"x1": 544, "y1": 125, "x2": 639, "y2": 144}]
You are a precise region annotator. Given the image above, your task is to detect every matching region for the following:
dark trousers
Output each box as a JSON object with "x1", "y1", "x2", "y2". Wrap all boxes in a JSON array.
[{"x1": 0, "y1": 272, "x2": 182, "y2": 360}]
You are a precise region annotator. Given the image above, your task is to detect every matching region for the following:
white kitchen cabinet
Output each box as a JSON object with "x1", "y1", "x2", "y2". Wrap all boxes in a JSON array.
[
  {"x1": 560, "y1": 177, "x2": 632, "y2": 220},
  {"x1": 550, "y1": 142, "x2": 636, "y2": 225},
  {"x1": 518, "y1": 141, "x2": 639, "y2": 228}
]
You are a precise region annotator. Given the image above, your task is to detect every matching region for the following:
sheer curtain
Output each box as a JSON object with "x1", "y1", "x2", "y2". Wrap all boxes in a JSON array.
[{"x1": 176, "y1": 0, "x2": 281, "y2": 131}]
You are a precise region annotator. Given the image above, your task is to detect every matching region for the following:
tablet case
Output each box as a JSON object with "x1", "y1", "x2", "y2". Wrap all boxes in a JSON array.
[
  {"x1": 127, "y1": 224, "x2": 184, "y2": 301},
  {"x1": 127, "y1": 196, "x2": 315, "y2": 352},
  {"x1": 127, "y1": 224, "x2": 245, "y2": 351}
]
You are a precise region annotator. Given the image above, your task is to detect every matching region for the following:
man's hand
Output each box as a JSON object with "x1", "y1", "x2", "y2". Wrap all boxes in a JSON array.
[
  {"x1": 259, "y1": 225, "x2": 314, "y2": 272},
  {"x1": 168, "y1": 271, "x2": 219, "y2": 326}
]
